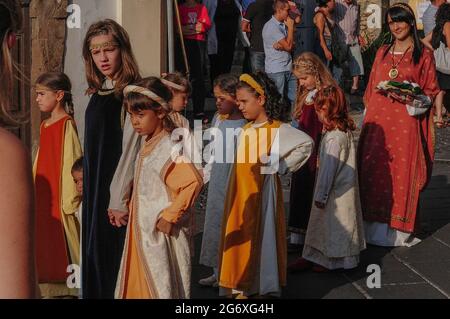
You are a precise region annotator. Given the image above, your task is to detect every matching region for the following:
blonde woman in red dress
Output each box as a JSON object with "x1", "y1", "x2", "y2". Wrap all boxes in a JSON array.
[{"x1": 359, "y1": 3, "x2": 439, "y2": 247}]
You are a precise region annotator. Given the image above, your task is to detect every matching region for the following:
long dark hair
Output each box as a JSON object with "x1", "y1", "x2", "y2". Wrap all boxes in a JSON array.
[
  {"x1": 383, "y1": 3, "x2": 422, "y2": 65},
  {"x1": 432, "y1": 3, "x2": 450, "y2": 49},
  {"x1": 236, "y1": 71, "x2": 290, "y2": 123}
]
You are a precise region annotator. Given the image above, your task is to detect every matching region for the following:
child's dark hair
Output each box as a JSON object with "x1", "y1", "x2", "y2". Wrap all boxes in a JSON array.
[
  {"x1": 236, "y1": 71, "x2": 290, "y2": 122},
  {"x1": 213, "y1": 74, "x2": 239, "y2": 98},
  {"x1": 161, "y1": 72, "x2": 191, "y2": 94},
  {"x1": 432, "y1": 3, "x2": 450, "y2": 49},
  {"x1": 383, "y1": 3, "x2": 423, "y2": 65},
  {"x1": 124, "y1": 76, "x2": 176, "y2": 132},
  {"x1": 314, "y1": 86, "x2": 355, "y2": 132},
  {"x1": 316, "y1": 0, "x2": 332, "y2": 8},
  {"x1": 71, "y1": 156, "x2": 83, "y2": 173},
  {"x1": 35, "y1": 72, "x2": 74, "y2": 115}
]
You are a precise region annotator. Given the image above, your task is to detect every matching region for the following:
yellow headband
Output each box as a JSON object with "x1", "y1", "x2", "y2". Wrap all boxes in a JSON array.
[
  {"x1": 89, "y1": 41, "x2": 119, "y2": 51},
  {"x1": 123, "y1": 85, "x2": 170, "y2": 111},
  {"x1": 390, "y1": 3, "x2": 415, "y2": 17},
  {"x1": 239, "y1": 74, "x2": 265, "y2": 97}
]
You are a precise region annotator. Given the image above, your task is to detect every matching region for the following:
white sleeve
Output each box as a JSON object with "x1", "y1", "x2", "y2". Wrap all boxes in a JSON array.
[{"x1": 108, "y1": 114, "x2": 141, "y2": 212}]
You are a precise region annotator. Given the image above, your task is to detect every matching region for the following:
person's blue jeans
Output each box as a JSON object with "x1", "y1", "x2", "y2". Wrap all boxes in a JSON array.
[
  {"x1": 250, "y1": 50, "x2": 265, "y2": 72},
  {"x1": 267, "y1": 71, "x2": 297, "y2": 109}
]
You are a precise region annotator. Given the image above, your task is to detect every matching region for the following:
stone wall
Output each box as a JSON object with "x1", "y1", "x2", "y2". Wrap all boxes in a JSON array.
[{"x1": 29, "y1": 0, "x2": 68, "y2": 156}]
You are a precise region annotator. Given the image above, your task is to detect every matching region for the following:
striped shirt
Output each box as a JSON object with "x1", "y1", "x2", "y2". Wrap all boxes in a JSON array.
[
  {"x1": 422, "y1": 4, "x2": 438, "y2": 36},
  {"x1": 334, "y1": 0, "x2": 360, "y2": 45}
]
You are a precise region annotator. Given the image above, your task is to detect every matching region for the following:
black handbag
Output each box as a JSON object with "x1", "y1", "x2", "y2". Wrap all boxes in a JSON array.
[{"x1": 323, "y1": 14, "x2": 349, "y2": 67}]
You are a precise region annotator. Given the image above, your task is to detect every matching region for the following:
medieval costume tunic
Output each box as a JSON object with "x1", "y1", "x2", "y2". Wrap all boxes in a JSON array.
[
  {"x1": 303, "y1": 129, "x2": 366, "y2": 269},
  {"x1": 359, "y1": 46, "x2": 439, "y2": 247},
  {"x1": 288, "y1": 101, "x2": 323, "y2": 244},
  {"x1": 114, "y1": 130, "x2": 203, "y2": 299},
  {"x1": 218, "y1": 121, "x2": 313, "y2": 297},
  {"x1": 109, "y1": 111, "x2": 201, "y2": 215},
  {"x1": 34, "y1": 116, "x2": 82, "y2": 297},
  {"x1": 82, "y1": 85, "x2": 126, "y2": 298},
  {"x1": 199, "y1": 114, "x2": 247, "y2": 272}
]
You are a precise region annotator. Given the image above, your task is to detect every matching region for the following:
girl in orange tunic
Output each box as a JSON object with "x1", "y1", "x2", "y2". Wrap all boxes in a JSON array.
[
  {"x1": 34, "y1": 72, "x2": 82, "y2": 297},
  {"x1": 218, "y1": 72, "x2": 313, "y2": 298},
  {"x1": 359, "y1": 3, "x2": 439, "y2": 247}
]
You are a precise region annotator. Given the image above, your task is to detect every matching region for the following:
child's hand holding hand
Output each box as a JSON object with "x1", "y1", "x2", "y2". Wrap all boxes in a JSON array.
[
  {"x1": 108, "y1": 209, "x2": 129, "y2": 228},
  {"x1": 156, "y1": 218, "x2": 174, "y2": 236},
  {"x1": 314, "y1": 201, "x2": 326, "y2": 209}
]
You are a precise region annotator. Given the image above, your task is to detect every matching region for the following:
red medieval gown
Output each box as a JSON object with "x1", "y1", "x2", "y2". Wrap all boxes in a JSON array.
[{"x1": 358, "y1": 46, "x2": 439, "y2": 234}]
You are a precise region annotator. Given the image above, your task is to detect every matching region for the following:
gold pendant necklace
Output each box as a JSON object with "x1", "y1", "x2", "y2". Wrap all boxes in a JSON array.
[
  {"x1": 388, "y1": 68, "x2": 399, "y2": 80},
  {"x1": 389, "y1": 42, "x2": 411, "y2": 80}
]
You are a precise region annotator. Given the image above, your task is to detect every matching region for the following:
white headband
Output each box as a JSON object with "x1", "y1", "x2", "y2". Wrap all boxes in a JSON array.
[
  {"x1": 123, "y1": 85, "x2": 170, "y2": 111},
  {"x1": 161, "y1": 78, "x2": 186, "y2": 92}
]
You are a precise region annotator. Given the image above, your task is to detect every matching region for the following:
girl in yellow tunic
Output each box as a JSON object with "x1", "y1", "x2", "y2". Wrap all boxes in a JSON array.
[
  {"x1": 33, "y1": 72, "x2": 82, "y2": 298},
  {"x1": 218, "y1": 72, "x2": 314, "y2": 298},
  {"x1": 114, "y1": 77, "x2": 203, "y2": 299}
]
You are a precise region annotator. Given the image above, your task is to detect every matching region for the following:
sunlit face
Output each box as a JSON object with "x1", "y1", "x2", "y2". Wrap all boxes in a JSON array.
[
  {"x1": 214, "y1": 86, "x2": 238, "y2": 115},
  {"x1": 295, "y1": 72, "x2": 316, "y2": 91},
  {"x1": 128, "y1": 107, "x2": 163, "y2": 137},
  {"x1": 387, "y1": 15, "x2": 411, "y2": 41},
  {"x1": 35, "y1": 87, "x2": 63, "y2": 113},
  {"x1": 72, "y1": 170, "x2": 83, "y2": 195},
  {"x1": 171, "y1": 92, "x2": 189, "y2": 112},
  {"x1": 90, "y1": 34, "x2": 122, "y2": 79},
  {"x1": 236, "y1": 88, "x2": 266, "y2": 121}
]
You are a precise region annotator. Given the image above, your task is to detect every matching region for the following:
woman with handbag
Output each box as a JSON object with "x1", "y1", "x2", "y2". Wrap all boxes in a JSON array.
[
  {"x1": 422, "y1": 3, "x2": 450, "y2": 128},
  {"x1": 313, "y1": 0, "x2": 336, "y2": 67}
]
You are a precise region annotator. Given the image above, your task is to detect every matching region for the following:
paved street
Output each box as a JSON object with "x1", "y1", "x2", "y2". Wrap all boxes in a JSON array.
[{"x1": 189, "y1": 96, "x2": 450, "y2": 299}]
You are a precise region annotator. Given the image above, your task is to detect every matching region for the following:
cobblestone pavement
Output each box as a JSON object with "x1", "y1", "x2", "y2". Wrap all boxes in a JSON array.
[{"x1": 190, "y1": 94, "x2": 450, "y2": 299}]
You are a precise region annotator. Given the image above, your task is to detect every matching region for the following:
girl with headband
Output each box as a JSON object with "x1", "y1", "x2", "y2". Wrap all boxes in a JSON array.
[
  {"x1": 217, "y1": 71, "x2": 313, "y2": 298},
  {"x1": 82, "y1": 19, "x2": 140, "y2": 298},
  {"x1": 114, "y1": 77, "x2": 203, "y2": 299},
  {"x1": 161, "y1": 72, "x2": 203, "y2": 172}
]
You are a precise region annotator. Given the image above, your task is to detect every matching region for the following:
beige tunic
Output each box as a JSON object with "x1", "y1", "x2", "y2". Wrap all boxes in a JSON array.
[
  {"x1": 109, "y1": 112, "x2": 201, "y2": 212},
  {"x1": 115, "y1": 131, "x2": 203, "y2": 299},
  {"x1": 303, "y1": 129, "x2": 365, "y2": 269}
]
